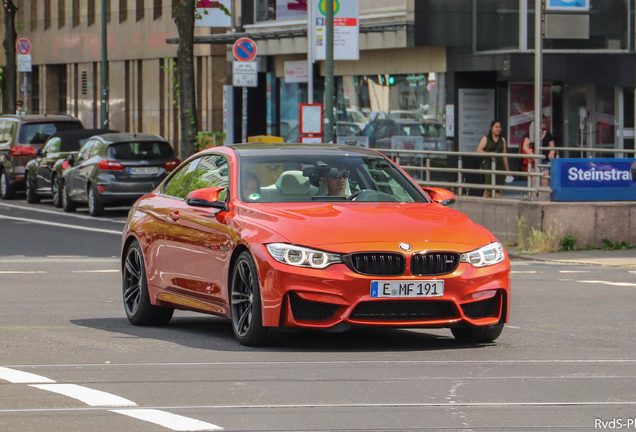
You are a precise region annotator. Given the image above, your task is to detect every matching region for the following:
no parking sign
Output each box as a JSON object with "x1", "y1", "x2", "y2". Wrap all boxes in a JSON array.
[{"x1": 233, "y1": 38, "x2": 257, "y2": 62}]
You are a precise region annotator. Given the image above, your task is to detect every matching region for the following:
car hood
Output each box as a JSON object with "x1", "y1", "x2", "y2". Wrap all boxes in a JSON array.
[{"x1": 237, "y1": 202, "x2": 494, "y2": 253}]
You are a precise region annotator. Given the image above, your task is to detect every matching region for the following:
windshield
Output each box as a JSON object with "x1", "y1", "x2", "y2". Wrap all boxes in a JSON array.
[
  {"x1": 18, "y1": 122, "x2": 83, "y2": 145},
  {"x1": 108, "y1": 141, "x2": 174, "y2": 160},
  {"x1": 239, "y1": 154, "x2": 428, "y2": 203}
]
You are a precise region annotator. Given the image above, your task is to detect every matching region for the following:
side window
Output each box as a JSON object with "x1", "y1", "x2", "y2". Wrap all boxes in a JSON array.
[
  {"x1": 0, "y1": 122, "x2": 7, "y2": 143},
  {"x1": 44, "y1": 138, "x2": 62, "y2": 154},
  {"x1": 187, "y1": 154, "x2": 229, "y2": 195},
  {"x1": 77, "y1": 141, "x2": 94, "y2": 162},
  {"x1": 5, "y1": 122, "x2": 17, "y2": 143},
  {"x1": 163, "y1": 158, "x2": 201, "y2": 199},
  {"x1": 90, "y1": 142, "x2": 106, "y2": 158}
]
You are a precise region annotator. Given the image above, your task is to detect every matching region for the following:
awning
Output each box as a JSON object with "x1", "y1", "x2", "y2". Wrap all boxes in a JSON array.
[{"x1": 166, "y1": 21, "x2": 411, "y2": 45}]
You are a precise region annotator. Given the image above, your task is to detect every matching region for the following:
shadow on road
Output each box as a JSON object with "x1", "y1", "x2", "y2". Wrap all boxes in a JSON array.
[{"x1": 71, "y1": 316, "x2": 490, "y2": 353}]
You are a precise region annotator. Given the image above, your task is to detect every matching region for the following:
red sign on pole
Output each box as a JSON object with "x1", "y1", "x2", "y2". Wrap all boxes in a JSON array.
[
  {"x1": 233, "y1": 38, "x2": 258, "y2": 62},
  {"x1": 16, "y1": 38, "x2": 31, "y2": 55}
]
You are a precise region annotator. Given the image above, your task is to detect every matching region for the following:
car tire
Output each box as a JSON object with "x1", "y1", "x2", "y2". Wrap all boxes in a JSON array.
[
  {"x1": 61, "y1": 181, "x2": 76, "y2": 213},
  {"x1": 230, "y1": 251, "x2": 275, "y2": 346},
  {"x1": 123, "y1": 240, "x2": 174, "y2": 326},
  {"x1": 51, "y1": 175, "x2": 62, "y2": 208},
  {"x1": 88, "y1": 186, "x2": 104, "y2": 217},
  {"x1": 451, "y1": 322, "x2": 504, "y2": 343},
  {"x1": 25, "y1": 173, "x2": 40, "y2": 204},
  {"x1": 0, "y1": 169, "x2": 16, "y2": 200}
]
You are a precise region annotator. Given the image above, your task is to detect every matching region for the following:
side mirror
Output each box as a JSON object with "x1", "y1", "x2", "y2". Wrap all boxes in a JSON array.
[
  {"x1": 67, "y1": 154, "x2": 76, "y2": 166},
  {"x1": 35, "y1": 149, "x2": 43, "y2": 158},
  {"x1": 186, "y1": 187, "x2": 227, "y2": 210},
  {"x1": 422, "y1": 187, "x2": 456, "y2": 206}
]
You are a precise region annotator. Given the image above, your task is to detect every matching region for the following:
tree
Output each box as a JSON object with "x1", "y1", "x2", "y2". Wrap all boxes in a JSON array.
[
  {"x1": 2, "y1": 0, "x2": 17, "y2": 114},
  {"x1": 172, "y1": 1, "x2": 231, "y2": 159}
]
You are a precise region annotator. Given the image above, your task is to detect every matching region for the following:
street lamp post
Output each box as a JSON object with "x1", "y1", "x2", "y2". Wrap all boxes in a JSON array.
[
  {"x1": 534, "y1": 0, "x2": 543, "y2": 194},
  {"x1": 100, "y1": 0, "x2": 109, "y2": 128},
  {"x1": 324, "y1": 0, "x2": 334, "y2": 143}
]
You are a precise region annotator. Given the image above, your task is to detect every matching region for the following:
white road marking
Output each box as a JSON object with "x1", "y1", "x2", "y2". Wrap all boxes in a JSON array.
[
  {"x1": 0, "y1": 271, "x2": 47, "y2": 274},
  {"x1": 560, "y1": 270, "x2": 591, "y2": 273},
  {"x1": 111, "y1": 409, "x2": 223, "y2": 431},
  {"x1": 30, "y1": 384, "x2": 137, "y2": 407},
  {"x1": 506, "y1": 326, "x2": 521, "y2": 329},
  {"x1": 0, "y1": 214, "x2": 122, "y2": 235},
  {"x1": 578, "y1": 280, "x2": 636, "y2": 287},
  {"x1": 72, "y1": 269, "x2": 119, "y2": 273},
  {"x1": 0, "y1": 202, "x2": 126, "y2": 224},
  {"x1": 47, "y1": 255, "x2": 87, "y2": 258},
  {"x1": 0, "y1": 257, "x2": 119, "y2": 263},
  {"x1": 629, "y1": 271, "x2": 636, "y2": 274},
  {"x1": 0, "y1": 367, "x2": 56, "y2": 384},
  {"x1": 511, "y1": 271, "x2": 537, "y2": 274}
]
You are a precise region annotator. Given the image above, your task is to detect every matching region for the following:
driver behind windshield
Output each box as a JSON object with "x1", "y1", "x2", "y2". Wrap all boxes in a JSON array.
[{"x1": 321, "y1": 166, "x2": 349, "y2": 196}]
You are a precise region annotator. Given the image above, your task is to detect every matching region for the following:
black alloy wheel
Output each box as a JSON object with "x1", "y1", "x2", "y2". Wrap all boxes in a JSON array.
[
  {"x1": 451, "y1": 322, "x2": 504, "y2": 343},
  {"x1": 122, "y1": 240, "x2": 173, "y2": 326},
  {"x1": 61, "y1": 181, "x2": 76, "y2": 213},
  {"x1": 0, "y1": 169, "x2": 15, "y2": 200},
  {"x1": 25, "y1": 173, "x2": 40, "y2": 204},
  {"x1": 51, "y1": 175, "x2": 62, "y2": 208},
  {"x1": 88, "y1": 186, "x2": 104, "y2": 217},
  {"x1": 230, "y1": 251, "x2": 273, "y2": 346}
]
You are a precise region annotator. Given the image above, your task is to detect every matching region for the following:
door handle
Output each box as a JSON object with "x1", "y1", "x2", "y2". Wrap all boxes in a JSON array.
[{"x1": 169, "y1": 211, "x2": 180, "y2": 221}]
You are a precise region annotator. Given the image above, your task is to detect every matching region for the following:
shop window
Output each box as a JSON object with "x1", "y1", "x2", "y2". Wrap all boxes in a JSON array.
[
  {"x1": 88, "y1": 0, "x2": 95, "y2": 26},
  {"x1": 119, "y1": 0, "x2": 127, "y2": 22},
  {"x1": 256, "y1": 0, "x2": 307, "y2": 22},
  {"x1": 136, "y1": 0, "x2": 144, "y2": 21},
  {"x1": 153, "y1": 0, "x2": 161, "y2": 19},
  {"x1": 72, "y1": 0, "x2": 79, "y2": 27},
  {"x1": 58, "y1": 0, "x2": 65, "y2": 28},
  {"x1": 44, "y1": 0, "x2": 51, "y2": 29},
  {"x1": 30, "y1": 0, "x2": 37, "y2": 31}
]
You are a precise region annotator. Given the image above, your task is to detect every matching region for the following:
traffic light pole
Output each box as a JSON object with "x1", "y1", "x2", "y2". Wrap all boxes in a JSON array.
[
  {"x1": 324, "y1": 0, "x2": 334, "y2": 143},
  {"x1": 100, "y1": 0, "x2": 109, "y2": 128}
]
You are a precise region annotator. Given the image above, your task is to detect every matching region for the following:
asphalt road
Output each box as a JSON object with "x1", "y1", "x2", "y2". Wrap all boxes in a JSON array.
[{"x1": 1, "y1": 199, "x2": 636, "y2": 431}]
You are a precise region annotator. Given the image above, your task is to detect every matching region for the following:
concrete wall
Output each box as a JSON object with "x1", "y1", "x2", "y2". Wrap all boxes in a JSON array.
[{"x1": 453, "y1": 197, "x2": 636, "y2": 249}]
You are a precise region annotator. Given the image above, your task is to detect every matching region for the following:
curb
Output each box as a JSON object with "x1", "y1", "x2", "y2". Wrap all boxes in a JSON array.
[{"x1": 508, "y1": 252, "x2": 636, "y2": 268}]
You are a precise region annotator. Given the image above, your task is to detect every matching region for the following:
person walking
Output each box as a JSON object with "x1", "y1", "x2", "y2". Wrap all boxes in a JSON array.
[
  {"x1": 539, "y1": 120, "x2": 556, "y2": 187},
  {"x1": 477, "y1": 120, "x2": 509, "y2": 198}
]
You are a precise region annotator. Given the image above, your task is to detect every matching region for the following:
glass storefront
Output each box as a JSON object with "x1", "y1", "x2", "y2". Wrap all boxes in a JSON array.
[{"x1": 256, "y1": 0, "x2": 308, "y2": 22}]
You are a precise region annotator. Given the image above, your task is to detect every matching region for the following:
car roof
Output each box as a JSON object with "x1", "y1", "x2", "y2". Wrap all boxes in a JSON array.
[
  {"x1": 48, "y1": 129, "x2": 119, "y2": 141},
  {"x1": 1, "y1": 114, "x2": 82, "y2": 123},
  {"x1": 228, "y1": 143, "x2": 382, "y2": 157},
  {"x1": 93, "y1": 133, "x2": 168, "y2": 144}
]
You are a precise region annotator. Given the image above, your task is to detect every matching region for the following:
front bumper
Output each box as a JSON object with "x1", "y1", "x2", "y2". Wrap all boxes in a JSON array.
[{"x1": 253, "y1": 244, "x2": 511, "y2": 329}]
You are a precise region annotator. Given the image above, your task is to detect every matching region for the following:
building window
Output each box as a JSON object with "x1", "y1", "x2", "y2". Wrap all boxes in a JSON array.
[
  {"x1": 153, "y1": 0, "x2": 161, "y2": 20},
  {"x1": 119, "y1": 0, "x2": 127, "y2": 22},
  {"x1": 59, "y1": 65, "x2": 68, "y2": 113},
  {"x1": 88, "y1": 0, "x2": 95, "y2": 25},
  {"x1": 58, "y1": 0, "x2": 65, "y2": 28},
  {"x1": 72, "y1": 0, "x2": 79, "y2": 26},
  {"x1": 30, "y1": 0, "x2": 37, "y2": 31},
  {"x1": 81, "y1": 71, "x2": 88, "y2": 96},
  {"x1": 44, "y1": 0, "x2": 51, "y2": 29},
  {"x1": 136, "y1": 0, "x2": 144, "y2": 21},
  {"x1": 256, "y1": 0, "x2": 307, "y2": 22}
]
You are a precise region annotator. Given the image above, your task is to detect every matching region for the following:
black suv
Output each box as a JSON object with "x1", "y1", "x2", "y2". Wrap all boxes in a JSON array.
[{"x1": 0, "y1": 115, "x2": 84, "y2": 199}]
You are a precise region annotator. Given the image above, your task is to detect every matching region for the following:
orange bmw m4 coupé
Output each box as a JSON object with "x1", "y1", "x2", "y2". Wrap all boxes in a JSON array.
[{"x1": 121, "y1": 144, "x2": 511, "y2": 346}]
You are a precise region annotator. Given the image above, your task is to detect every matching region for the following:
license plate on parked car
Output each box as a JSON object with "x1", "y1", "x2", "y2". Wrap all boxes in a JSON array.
[
  {"x1": 130, "y1": 167, "x2": 159, "y2": 175},
  {"x1": 371, "y1": 280, "x2": 444, "y2": 298}
]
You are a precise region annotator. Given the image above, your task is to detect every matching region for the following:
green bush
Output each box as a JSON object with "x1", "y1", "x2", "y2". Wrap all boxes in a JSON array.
[
  {"x1": 561, "y1": 235, "x2": 577, "y2": 252},
  {"x1": 586, "y1": 243, "x2": 596, "y2": 251},
  {"x1": 602, "y1": 238, "x2": 634, "y2": 251}
]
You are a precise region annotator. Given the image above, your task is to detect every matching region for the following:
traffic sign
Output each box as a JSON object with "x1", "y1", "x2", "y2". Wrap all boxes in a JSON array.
[
  {"x1": 16, "y1": 38, "x2": 31, "y2": 55},
  {"x1": 232, "y1": 61, "x2": 258, "y2": 87},
  {"x1": 17, "y1": 55, "x2": 32, "y2": 72},
  {"x1": 233, "y1": 38, "x2": 258, "y2": 62}
]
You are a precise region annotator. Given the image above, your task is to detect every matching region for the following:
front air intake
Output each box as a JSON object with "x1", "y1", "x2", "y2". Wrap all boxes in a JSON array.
[{"x1": 343, "y1": 253, "x2": 406, "y2": 276}]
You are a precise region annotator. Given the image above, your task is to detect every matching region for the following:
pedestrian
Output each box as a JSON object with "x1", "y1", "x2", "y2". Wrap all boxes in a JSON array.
[
  {"x1": 519, "y1": 131, "x2": 534, "y2": 173},
  {"x1": 16, "y1": 101, "x2": 27, "y2": 115},
  {"x1": 538, "y1": 120, "x2": 556, "y2": 187},
  {"x1": 477, "y1": 120, "x2": 509, "y2": 198}
]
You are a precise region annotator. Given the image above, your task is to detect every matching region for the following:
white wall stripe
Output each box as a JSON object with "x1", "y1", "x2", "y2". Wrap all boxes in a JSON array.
[
  {"x1": 111, "y1": 409, "x2": 223, "y2": 431},
  {"x1": 0, "y1": 367, "x2": 56, "y2": 384},
  {"x1": 0, "y1": 215, "x2": 122, "y2": 235},
  {"x1": 30, "y1": 384, "x2": 137, "y2": 407}
]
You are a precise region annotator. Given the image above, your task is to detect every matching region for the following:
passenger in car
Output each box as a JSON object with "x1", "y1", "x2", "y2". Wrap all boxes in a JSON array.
[{"x1": 242, "y1": 171, "x2": 261, "y2": 200}]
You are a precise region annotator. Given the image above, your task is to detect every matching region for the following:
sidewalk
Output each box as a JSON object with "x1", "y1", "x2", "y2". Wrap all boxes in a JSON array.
[{"x1": 506, "y1": 247, "x2": 636, "y2": 268}]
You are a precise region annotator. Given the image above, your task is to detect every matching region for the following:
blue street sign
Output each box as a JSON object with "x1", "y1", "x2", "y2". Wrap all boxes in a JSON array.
[
  {"x1": 551, "y1": 158, "x2": 636, "y2": 201},
  {"x1": 546, "y1": 0, "x2": 589, "y2": 11}
]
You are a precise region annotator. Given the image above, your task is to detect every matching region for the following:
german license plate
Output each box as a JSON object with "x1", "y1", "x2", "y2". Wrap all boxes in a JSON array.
[
  {"x1": 130, "y1": 167, "x2": 159, "y2": 175},
  {"x1": 371, "y1": 280, "x2": 444, "y2": 298}
]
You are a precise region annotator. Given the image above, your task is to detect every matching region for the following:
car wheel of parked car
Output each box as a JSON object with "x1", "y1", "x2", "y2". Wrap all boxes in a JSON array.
[
  {"x1": 61, "y1": 181, "x2": 77, "y2": 213},
  {"x1": 451, "y1": 322, "x2": 504, "y2": 343},
  {"x1": 88, "y1": 186, "x2": 104, "y2": 217},
  {"x1": 230, "y1": 251, "x2": 273, "y2": 346},
  {"x1": 51, "y1": 175, "x2": 62, "y2": 208},
  {"x1": 0, "y1": 169, "x2": 15, "y2": 200},
  {"x1": 123, "y1": 240, "x2": 174, "y2": 326},
  {"x1": 25, "y1": 173, "x2": 40, "y2": 204}
]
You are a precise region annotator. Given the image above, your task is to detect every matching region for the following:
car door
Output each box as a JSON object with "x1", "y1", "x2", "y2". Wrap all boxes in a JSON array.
[
  {"x1": 37, "y1": 138, "x2": 61, "y2": 191},
  {"x1": 164, "y1": 154, "x2": 233, "y2": 306},
  {"x1": 68, "y1": 141, "x2": 94, "y2": 200}
]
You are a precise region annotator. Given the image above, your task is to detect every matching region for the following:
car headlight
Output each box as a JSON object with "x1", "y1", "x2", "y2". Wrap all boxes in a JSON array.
[
  {"x1": 266, "y1": 243, "x2": 342, "y2": 269},
  {"x1": 460, "y1": 242, "x2": 505, "y2": 268}
]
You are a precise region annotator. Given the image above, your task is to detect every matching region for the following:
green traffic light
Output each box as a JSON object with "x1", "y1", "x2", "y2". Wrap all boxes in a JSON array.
[{"x1": 388, "y1": 76, "x2": 395, "y2": 85}]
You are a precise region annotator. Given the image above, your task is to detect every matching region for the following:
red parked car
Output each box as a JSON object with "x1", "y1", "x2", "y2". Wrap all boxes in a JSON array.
[{"x1": 121, "y1": 144, "x2": 511, "y2": 346}]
